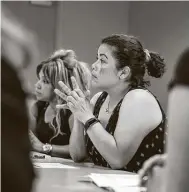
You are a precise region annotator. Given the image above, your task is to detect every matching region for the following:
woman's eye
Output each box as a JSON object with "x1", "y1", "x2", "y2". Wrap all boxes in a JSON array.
[
  {"x1": 100, "y1": 59, "x2": 105, "y2": 63},
  {"x1": 43, "y1": 80, "x2": 49, "y2": 84}
]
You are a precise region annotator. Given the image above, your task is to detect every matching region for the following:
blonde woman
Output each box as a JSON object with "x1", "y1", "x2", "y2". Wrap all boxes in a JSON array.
[{"x1": 30, "y1": 49, "x2": 91, "y2": 158}]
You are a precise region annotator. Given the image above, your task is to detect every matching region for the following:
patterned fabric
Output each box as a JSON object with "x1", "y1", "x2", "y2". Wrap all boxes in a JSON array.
[
  {"x1": 35, "y1": 101, "x2": 71, "y2": 145},
  {"x1": 86, "y1": 88, "x2": 167, "y2": 172}
]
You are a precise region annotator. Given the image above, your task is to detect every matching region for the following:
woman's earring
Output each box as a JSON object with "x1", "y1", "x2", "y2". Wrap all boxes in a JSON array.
[
  {"x1": 120, "y1": 74, "x2": 127, "y2": 80},
  {"x1": 120, "y1": 67, "x2": 130, "y2": 80}
]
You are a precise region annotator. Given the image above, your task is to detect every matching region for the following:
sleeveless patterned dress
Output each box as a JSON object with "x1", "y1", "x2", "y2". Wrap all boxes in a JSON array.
[{"x1": 86, "y1": 88, "x2": 167, "y2": 172}]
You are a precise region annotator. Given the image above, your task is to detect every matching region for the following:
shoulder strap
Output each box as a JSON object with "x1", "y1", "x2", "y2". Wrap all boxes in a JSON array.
[{"x1": 93, "y1": 92, "x2": 108, "y2": 118}]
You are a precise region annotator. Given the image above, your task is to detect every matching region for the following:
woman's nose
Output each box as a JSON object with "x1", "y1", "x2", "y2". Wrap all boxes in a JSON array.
[
  {"x1": 35, "y1": 81, "x2": 41, "y2": 89},
  {"x1": 92, "y1": 60, "x2": 99, "y2": 71}
]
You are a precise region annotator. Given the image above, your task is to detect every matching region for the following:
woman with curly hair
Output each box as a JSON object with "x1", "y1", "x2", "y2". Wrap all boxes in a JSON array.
[{"x1": 55, "y1": 34, "x2": 167, "y2": 172}]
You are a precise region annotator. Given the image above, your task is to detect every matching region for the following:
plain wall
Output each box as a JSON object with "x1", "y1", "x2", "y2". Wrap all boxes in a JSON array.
[
  {"x1": 2, "y1": 1, "x2": 129, "y2": 95},
  {"x1": 55, "y1": 1, "x2": 130, "y2": 94},
  {"x1": 129, "y1": 1, "x2": 189, "y2": 111},
  {"x1": 3, "y1": 1, "x2": 188, "y2": 109},
  {"x1": 2, "y1": 1, "x2": 57, "y2": 87},
  {"x1": 55, "y1": 1, "x2": 129, "y2": 64}
]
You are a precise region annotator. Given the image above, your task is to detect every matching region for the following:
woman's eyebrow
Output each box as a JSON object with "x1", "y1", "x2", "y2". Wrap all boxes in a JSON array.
[{"x1": 99, "y1": 53, "x2": 108, "y2": 59}]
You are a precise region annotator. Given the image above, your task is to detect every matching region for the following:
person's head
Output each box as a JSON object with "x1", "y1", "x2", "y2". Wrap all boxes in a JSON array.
[
  {"x1": 1, "y1": 6, "x2": 36, "y2": 192},
  {"x1": 35, "y1": 49, "x2": 91, "y2": 140},
  {"x1": 91, "y1": 34, "x2": 166, "y2": 91},
  {"x1": 35, "y1": 49, "x2": 91, "y2": 103},
  {"x1": 1, "y1": 6, "x2": 38, "y2": 129},
  {"x1": 168, "y1": 48, "x2": 189, "y2": 91}
]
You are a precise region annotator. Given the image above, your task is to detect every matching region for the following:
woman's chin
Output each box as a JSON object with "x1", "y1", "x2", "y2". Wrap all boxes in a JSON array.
[{"x1": 36, "y1": 95, "x2": 44, "y2": 101}]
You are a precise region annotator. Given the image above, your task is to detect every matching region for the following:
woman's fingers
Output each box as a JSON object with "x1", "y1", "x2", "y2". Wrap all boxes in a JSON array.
[
  {"x1": 71, "y1": 76, "x2": 91, "y2": 99},
  {"x1": 138, "y1": 154, "x2": 166, "y2": 186},
  {"x1": 74, "y1": 89, "x2": 90, "y2": 99},
  {"x1": 74, "y1": 89, "x2": 85, "y2": 98},
  {"x1": 71, "y1": 90, "x2": 80, "y2": 100},
  {"x1": 54, "y1": 89, "x2": 67, "y2": 101},
  {"x1": 85, "y1": 90, "x2": 91, "y2": 99},
  {"x1": 139, "y1": 155, "x2": 159, "y2": 178},
  {"x1": 58, "y1": 81, "x2": 71, "y2": 95},
  {"x1": 67, "y1": 102, "x2": 75, "y2": 111},
  {"x1": 67, "y1": 96, "x2": 77, "y2": 106},
  {"x1": 56, "y1": 104, "x2": 70, "y2": 110},
  {"x1": 71, "y1": 76, "x2": 79, "y2": 90}
]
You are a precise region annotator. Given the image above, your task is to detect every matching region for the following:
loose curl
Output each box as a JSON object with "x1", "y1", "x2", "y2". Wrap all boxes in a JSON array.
[
  {"x1": 101, "y1": 34, "x2": 166, "y2": 88},
  {"x1": 36, "y1": 49, "x2": 91, "y2": 141}
]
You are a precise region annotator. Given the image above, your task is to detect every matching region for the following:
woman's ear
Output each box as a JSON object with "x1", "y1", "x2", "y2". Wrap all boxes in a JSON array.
[{"x1": 118, "y1": 66, "x2": 131, "y2": 80}]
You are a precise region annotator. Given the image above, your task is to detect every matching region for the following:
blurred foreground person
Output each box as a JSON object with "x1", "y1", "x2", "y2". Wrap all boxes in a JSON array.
[
  {"x1": 139, "y1": 48, "x2": 189, "y2": 192},
  {"x1": 1, "y1": 6, "x2": 38, "y2": 192}
]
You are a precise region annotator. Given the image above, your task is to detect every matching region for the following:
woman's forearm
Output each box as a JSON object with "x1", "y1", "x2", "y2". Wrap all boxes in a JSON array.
[
  {"x1": 50, "y1": 144, "x2": 70, "y2": 158},
  {"x1": 69, "y1": 119, "x2": 87, "y2": 162},
  {"x1": 86, "y1": 122, "x2": 124, "y2": 169},
  {"x1": 32, "y1": 142, "x2": 70, "y2": 158}
]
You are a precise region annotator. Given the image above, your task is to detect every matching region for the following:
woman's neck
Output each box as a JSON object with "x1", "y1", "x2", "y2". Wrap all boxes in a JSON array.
[
  {"x1": 49, "y1": 99, "x2": 57, "y2": 112},
  {"x1": 44, "y1": 99, "x2": 57, "y2": 123},
  {"x1": 106, "y1": 83, "x2": 130, "y2": 108}
]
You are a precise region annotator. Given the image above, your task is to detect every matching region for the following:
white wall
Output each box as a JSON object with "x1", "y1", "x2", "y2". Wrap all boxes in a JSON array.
[{"x1": 129, "y1": 1, "x2": 189, "y2": 111}]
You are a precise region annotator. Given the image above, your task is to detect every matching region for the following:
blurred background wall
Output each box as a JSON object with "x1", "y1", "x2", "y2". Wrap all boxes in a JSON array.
[{"x1": 2, "y1": 1, "x2": 189, "y2": 111}]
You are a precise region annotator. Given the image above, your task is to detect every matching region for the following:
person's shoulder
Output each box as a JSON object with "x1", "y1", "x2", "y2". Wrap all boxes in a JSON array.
[
  {"x1": 119, "y1": 88, "x2": 162, "y2": 130},
  {"x1": 124, "y1": 89, "x2": 152, "y2": 102},
  {"x1": 90, "y1": 92, "x2": 103, "y2": 107},
  {"x1": 121, "y1": 88, "x2": 160, "y2": 111}
]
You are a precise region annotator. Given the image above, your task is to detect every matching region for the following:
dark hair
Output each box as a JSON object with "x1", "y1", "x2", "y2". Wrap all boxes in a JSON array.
[
  {"x1": 36, "y1": 60, "x2": 48, "y2": 79},
  {"x1": 168, "y1": 48, "x2": 189, "y2": 91},
  {"x1": 101, "y1": 34, "x2": 166, "y2": 88}
]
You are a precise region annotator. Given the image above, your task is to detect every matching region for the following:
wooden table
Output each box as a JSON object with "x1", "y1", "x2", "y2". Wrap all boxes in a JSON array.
[{"x1": 31, "y1": 152, "x2": 133, "y2": 192}]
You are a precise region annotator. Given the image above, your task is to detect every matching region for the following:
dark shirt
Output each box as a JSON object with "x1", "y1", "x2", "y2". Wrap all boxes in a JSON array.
[
  {"x1": 1, "y1": 57, "x2": 35, "y2": 192},
  {"x1": 86, "y1": 88, "x2": 166, "y2": 173},
  {"x1": 168, "y1": 48, "x2": 189, "y2": 90},
  {"x1": 35, "y1": 101, "x2": 71, "y2": 145}
]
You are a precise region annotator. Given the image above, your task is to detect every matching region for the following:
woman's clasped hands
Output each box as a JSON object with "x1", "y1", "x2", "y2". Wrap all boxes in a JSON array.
[{"x1": 54, "y1": 76, "x2": 94, "y2": 124}]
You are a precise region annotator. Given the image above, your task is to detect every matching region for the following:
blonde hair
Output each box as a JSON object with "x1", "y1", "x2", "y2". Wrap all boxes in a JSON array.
[{"x1": 37, "y1": 49, "x2": 91, "y2": 140}]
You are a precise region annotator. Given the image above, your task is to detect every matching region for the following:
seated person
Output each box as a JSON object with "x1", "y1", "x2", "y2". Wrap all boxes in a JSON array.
[
  {"x1": 1, "y1": 6, "x2": 37, "y2": 192},
  {"x1": 55, "y1": 34, "x2": 167, "y2": 172},
  {"x1": 30, "y1": 49, "x2": 91, "y2": 158},
  {"x1": 139, "y1": 48, "x2": 189, "y2": 192}
]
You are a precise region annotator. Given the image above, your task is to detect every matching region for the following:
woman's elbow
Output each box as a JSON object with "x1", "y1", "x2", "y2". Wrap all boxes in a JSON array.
[
  {"x1": 108, "y1": 158, "x2": 126, "y2": 170},
  {"x1": 70, "y1": 150, "x2": 86, "y2": 163}
]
